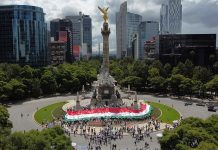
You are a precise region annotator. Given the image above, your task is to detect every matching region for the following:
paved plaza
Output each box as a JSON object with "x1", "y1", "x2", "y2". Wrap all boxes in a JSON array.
[
  {"x1": 71, "y1": 131, "x2": 162, "y2": 150},
  {"x1": 7, "y1": 93, "x2": 218, "y2": 149}
]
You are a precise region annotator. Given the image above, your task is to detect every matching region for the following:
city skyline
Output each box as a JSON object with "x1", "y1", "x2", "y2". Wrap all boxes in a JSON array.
[{"x1": 0, "y1": 0, "x2": 218, "y2": 52}]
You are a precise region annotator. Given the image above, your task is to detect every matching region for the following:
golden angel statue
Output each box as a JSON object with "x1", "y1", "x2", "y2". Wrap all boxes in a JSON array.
[{"x1": 98, "y1": 6, "x2": 109, "y2": 22}]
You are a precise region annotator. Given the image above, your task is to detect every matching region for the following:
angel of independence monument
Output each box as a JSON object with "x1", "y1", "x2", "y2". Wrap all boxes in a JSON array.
[
  {"x1": 63, "y1": 6, "x2": 153, "y2": 124},
  {"x1": 91, "y1": 7, "x2": 122, "y2": 106}
]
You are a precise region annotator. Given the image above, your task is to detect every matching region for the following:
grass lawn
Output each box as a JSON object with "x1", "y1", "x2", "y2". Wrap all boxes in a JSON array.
[
  {"x1": 52, "y1": 104, "x2": 66, "y2": 119},
  {"x1": 151, "y1": 106, "x2": 161, "y2": 119},
  {"x1": 34, "y1": 102, "x2": 66, "y2": 125},
  {"x1": 146, "y1": 101, "x2": 180, "y2": 124}
]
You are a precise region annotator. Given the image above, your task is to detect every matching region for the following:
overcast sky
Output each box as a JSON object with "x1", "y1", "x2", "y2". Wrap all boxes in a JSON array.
[{"x1": 1, "y1": 0, "x2": 218, "y2": 51}]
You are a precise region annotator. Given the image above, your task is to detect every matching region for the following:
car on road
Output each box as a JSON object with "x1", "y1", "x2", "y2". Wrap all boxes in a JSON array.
[
  {"x1": 184, "y1": 102, "x2": 193, "y2": 106},
  {"x1": 196, "y1": 103, "x2": 206, "y2": 106},
  {"x1": 208, "y1": 106, "x2": 217, "y2": 112}
]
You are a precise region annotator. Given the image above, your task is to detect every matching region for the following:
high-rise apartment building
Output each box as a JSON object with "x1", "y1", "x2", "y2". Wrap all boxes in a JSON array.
[
  {"x1": 49, "y1": 41, "x2": 66, "y2": 66},
  {"x1": 137, "y1": 21, "x2": 159, "y2": 59},
  {"x1": 116, "y1": 1, "x2": 142, "y2": 58},
  {"x1": 160, "y1": 0, "x2": 182, "y2": 34},
  {"x1": 0, "y1": 5, "x2": 48, "y2": 66}
]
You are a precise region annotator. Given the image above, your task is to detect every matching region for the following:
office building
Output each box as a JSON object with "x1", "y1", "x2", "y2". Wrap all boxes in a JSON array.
[
  {"x1": 138, "y1": 21, "x2": 159, "y2": 59},
  {"x1": 50, "y1": 41, "x2": 66, "y2": 65},
  {"x1": 83, "y1": 15, "x2": 92, "y2": 58},
  {"x1": 0, "y1": 5, "x2": 48, "y2": 66},
  {"x1": 50, "y1": 18, "x2": 73, "y2": 63},
  {"x1": 116, "y1": 1, "x2": 142, "y2": 58},
  {"x1": 50, "y1": 19, "x2": 60, "y2": 38},
  {"x1": 66, "y1": 13, "x2": 92, "y2": 59},
  {"x1": 159, "y1": 34, "x2": 216, "y2": 66},
  {"x1": 160, "y1": 0, "x2": 182, "y2": 34},
  {"x1": 144, "y1": 37, "x2": 159, "y2": 59}
]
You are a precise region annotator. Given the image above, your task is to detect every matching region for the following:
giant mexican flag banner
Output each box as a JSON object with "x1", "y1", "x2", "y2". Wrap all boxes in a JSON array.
[{"x1": 65, "y1": 103, "x2": 153, "y2": 122}]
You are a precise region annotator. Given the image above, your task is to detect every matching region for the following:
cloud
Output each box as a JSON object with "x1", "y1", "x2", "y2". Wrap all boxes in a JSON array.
[
  {"x1": 0, "y1": 0, "x2": 217, "y2": 52},
  {"x1": 183, "y1": 0, "x2": 218, "y2": 28}
]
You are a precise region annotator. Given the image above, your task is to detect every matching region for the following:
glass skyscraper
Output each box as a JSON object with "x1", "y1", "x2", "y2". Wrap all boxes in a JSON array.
[
  {"x1": 0, "y1": 5, "x2": 48, "y2": 66},
  {"x1": 138, "y1": 21, "x2": 159, "y2": 59},
  {"x1": 160, "y1": 0, "x2": 182, "y2": 34},
  {"x1": 83, "y1": 15, "x2": 92, "y2": 58},
  {"x1": 116, "y1": 1, "x2": 142, "y2": 58},
  {"x1": 66, "y1": 13, "x2": 92, "y2": 59}
]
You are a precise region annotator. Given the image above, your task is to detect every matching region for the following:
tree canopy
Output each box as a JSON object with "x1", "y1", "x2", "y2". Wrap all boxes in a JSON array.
[
  {"x1": 0, "y1": 58, "x2": 217, "y2": 103},
  {"x1": 110, "y1": 59, "x2": 217, "y2": 98},
  {"x1": 0, "y1": 60, "x2": 100, "y2": 103},
  {"x1": 159, "y1": 115, "x2": 218, "y2": 150}
]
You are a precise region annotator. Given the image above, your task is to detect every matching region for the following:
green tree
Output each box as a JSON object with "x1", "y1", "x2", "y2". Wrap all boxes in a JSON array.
[
  {"x1": 150, "y1": 60, "x2": 165, "y2": 76},
  {"x1": 192, "y1": 80, "x2": 205, "y2": 98},
  {"x1": 3, "y1": 126, "x2": 72, "y2": 150},
  {"x1": 179, "y1": 78, "x2": 194, "y2": 97},
  {"x1": 121, "y1": 76, "x2": 144, "y2": 90},
  {"x1": 0, "y1": 64, "x2": 22, "y2": 80},
  {"x1": 31, "y1": 78, "x2": 41, "y2": 98},
  {"x1": 0, "y1": 70, "x2": 7, "y2": 81},
  {"x1": 172, "y1": 62, "x2": 185, "y2": 75},
  {"x1": 193, "y1": 142, "x2": 218, "y2": 150},
  {"x1": 40, "y1": 70, "x2": 58, "y2": 95},
  {"x1": 132, "y1": 60, "x2": 149, "y2": 79},
  {"x1": 9, "y1": 79, "x2": 26, "y2": 100},
  {"x1": 148, "y1": 68, "x2": 160, "y2": 78},
  {"x1": 150, "y1": 60, "x2": 163, "y2": 72},
  {"x1": 168, "y1": 74, "x2": 186, "y2": 95},
  {"x1": 193, "y1": 66, "x2": 212, "y2": 83},
  {"x1": 159, "y1": 115, "x2": 218, "y2": 150},
  {"x1": 183, "y1": 59, "x2": 194, "y2": 78},
  {"x1": 0, "y1": 105, "x2": 12, "y2": 135},
  {"x1": 206, "y1": 75, "x2": 218, "y2": 96},
  {"x1": 20, "y1": 65, "x2": 34, "y2": 79},
  {"x1": 212, "y1": 62, "x2": 218, "y2": 74},
  {"x1": 0, "y1": 105, "x2": 12, "y2": 148},
  {"x1": 163, "y1": 63, "x2": 172, "y2": 78},
  {"x1": 149, "y1": 76, "x2": 167, "y2": 92},
  {"x1": 0, "y1": 81, "x2": 8, "y2": 101}
]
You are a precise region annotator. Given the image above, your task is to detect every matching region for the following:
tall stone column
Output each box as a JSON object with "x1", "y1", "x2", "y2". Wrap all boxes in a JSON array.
[{"x1": 101, "y1": 22, "x2": 110, "y2": 73}]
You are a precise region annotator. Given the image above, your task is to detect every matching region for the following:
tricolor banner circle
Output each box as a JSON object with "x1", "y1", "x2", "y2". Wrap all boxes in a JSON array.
[{"x1": 64, "y1": 103, "x2": 153, "y2": 122}]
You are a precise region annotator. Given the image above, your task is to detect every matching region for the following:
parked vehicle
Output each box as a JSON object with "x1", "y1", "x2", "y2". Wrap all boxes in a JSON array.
[
  {"x1": 196, "y1": 103, "x2": 206, "y2": 106},
  {"x1": 184, "y1": 102, "x2": 193, "y2": 106},
  {"x1": 208, "y1": 106, "x2": 217, "y2": 112}
]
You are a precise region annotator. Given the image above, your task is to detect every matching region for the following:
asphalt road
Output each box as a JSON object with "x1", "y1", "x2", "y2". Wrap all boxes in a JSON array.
[
  {"x1": 8, "y1": 95, "x2": 76, "y2": 132},
  {"x1": 8, "y1": 94, "x2": 217, "y2": 132},
  {"x1": 7, "y1": 94, "x2": 217, "y2": 150}
]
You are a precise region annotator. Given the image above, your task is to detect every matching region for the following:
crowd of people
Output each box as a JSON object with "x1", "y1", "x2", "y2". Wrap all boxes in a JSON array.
[
  {"x1": 40, "y1": 97, "x2": 178, "y2": 149},
  {"x1": 43, "y1": 116, "x2": 164, "y2": 150}
]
